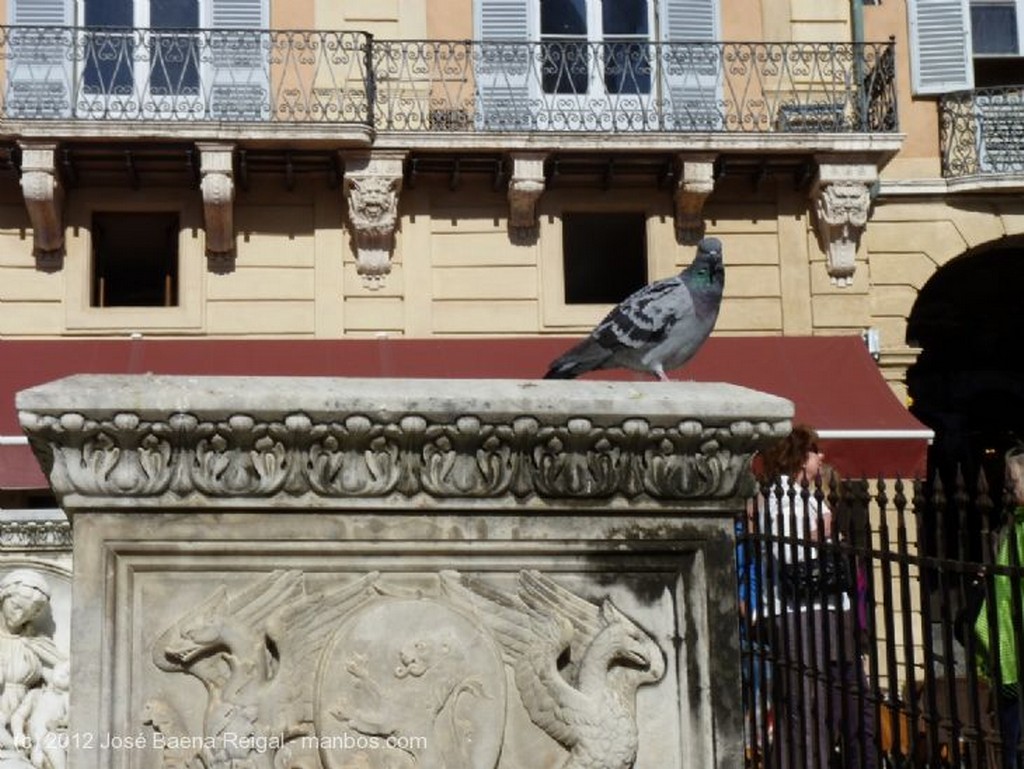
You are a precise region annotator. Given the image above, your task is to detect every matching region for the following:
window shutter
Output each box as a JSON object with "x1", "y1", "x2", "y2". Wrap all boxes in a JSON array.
[
  {"x1": 208, "y1": 0, "x2": 269, "y2": 120},
  {"x1": 473, "y1": 0, "x2": 532, "y2": 130},
  {"x1": 212, "y1": 0, "x2": 264, "y2": 28},
  {"x1": 658, "y1": 0, "x2": 722, "y2": 130},
  {"x1": 7, "y1": 0, "x2": 72, "y2": 118},
  {"x1": 907, "y1": 0, "x2": 973, "y2": 94}
]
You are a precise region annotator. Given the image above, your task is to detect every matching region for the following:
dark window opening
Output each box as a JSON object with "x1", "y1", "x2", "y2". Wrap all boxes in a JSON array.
[
  {"x1": 970, "y1": 2, "x2": 1019, "y2": 55},
  {"x1": 83, "y1": 0, "x2": 134, "y2": 95},
  {"x1": 150, "y1": 0, "x2": 200, "y2": 96},
  {"x1": 562, "y1": 212, "x2": 646, "y2": 304},
  {"x1": 91, "y1": 212, "x2": 179, "y2": 308}
]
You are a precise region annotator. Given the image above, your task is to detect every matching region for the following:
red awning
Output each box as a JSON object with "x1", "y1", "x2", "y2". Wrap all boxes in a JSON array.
[{"x1": 0, "y1": 336, "x2": 930, "y2": 489}]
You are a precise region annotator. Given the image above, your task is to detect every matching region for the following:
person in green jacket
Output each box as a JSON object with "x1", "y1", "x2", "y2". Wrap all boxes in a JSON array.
[{"x1": 976, "y1": 446, "x2": 1024, "y2": 769}]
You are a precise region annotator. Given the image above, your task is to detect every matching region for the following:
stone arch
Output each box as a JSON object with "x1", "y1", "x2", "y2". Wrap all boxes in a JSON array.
[{"x1": 906, "y1": 235, "x2": 1024, "y2": 548}]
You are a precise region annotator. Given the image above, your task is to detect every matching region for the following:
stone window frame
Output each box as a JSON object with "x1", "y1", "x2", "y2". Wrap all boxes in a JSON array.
[
  {"x1": 538, "y1": 189, "x2": 677, "y2": 330},
  {"x1": 64, "y1": 189, "x2": 204, "y2": 332}
]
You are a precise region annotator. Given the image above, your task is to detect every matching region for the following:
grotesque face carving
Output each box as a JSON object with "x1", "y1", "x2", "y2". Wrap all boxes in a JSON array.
[{"x1": 347, "y1": 176, "x2": 399, "y2": 231}]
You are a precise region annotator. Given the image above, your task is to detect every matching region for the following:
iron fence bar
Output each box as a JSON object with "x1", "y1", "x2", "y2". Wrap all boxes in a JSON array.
[
  {"x1": 919, "y1": 475, "x2": 944, "y2": 767},
  {"x1": 967, "y1": 470, "x2": 994, "y2": 766},
  {"x1": 364, "y1": 32, "x2": 375, "y2": 130},
  {"x1": 876, "y1": 481, "x2": 901, "y2": 769},
  {"x1": 895, "y1": 478, "x2": 919, "y2": 767}
]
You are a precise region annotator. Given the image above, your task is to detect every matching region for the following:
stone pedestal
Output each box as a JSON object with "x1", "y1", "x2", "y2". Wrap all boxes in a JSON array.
[{"x1": 17, "y1": 376, "x2": 792, "y2": 769}]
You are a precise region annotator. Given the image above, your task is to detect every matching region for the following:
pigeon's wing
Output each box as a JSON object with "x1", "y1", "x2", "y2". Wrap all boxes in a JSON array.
[
  {"x1": 590, "y1": 276, "x2": 693, "y2": 353},
  {"x1": 543, "y1": 276, "x2": 693, "y2": 379}
]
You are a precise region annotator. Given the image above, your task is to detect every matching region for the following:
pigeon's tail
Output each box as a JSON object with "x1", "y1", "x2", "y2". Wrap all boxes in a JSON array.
[
  {"x1": 543, "y1": 361, "x2": 581, "y2": 379},
  {"x1": 543, "y1": 339, "x2": 611, "y2": 380}
]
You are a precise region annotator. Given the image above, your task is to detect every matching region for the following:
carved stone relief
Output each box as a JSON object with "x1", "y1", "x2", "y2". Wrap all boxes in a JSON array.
[
  {"x1": 0, "y1": 568, "x2": 70, "y2": 769},
  {"x1": 673, "y1": 156, "x2": 716, "y2": 245},
  {"x1": 199, "y1": 144, "x2": 236, "y2": 266},
  {"x1": 343, "y1": 152, "x2": 406, "y2": 290},
  {"x1": 146, "y1": 570, "x2": 664, "y2": 769},
  {"x1": 18, "y1": 144, "x2": 64, "y2": 270},
  {"x1": 812, "y1": 159, "x2": 877, "y2": 287},
  {"x1": 20, "y1": 408, "x2": 784, "y2": 503},
  {"x1": 507, "y1": 153, "x2": 546, "y2": 236}
]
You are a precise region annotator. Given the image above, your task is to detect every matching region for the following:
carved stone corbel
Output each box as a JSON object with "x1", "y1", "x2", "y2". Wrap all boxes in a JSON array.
[
  {"x1": 812, "y1": 158, "x2": 877, "y2": 287},
  {"x1": 199, "y1": 143, "x2": 235, "y2": 267},
  {"x1": 19, "y1": 143, "x2": 64, "y2": 269},
  {"x1": 343, "y1": 151, "x2": 406, "y2": 290},
  {"x1": 674, "y1": 155, "x2": 716, "y2": 245},
  {"x1": 507, "y1": 152, "x2": 547, "y2": 234}
]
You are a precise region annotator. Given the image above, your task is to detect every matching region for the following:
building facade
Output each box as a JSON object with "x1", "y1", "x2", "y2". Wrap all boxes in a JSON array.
[{"x1": 0, "y1": 0, "x2": 1021, "y2": 495}]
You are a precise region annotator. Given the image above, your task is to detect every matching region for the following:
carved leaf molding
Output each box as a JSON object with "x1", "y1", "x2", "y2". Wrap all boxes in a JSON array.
[{"x1": 19, "y1": 410, "x2": 787, "y2": 501}]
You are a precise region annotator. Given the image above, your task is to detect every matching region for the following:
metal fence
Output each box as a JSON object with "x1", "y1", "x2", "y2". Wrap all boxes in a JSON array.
[
  {"x1": 941, "y1": 86, "x2": 1024, "y2": 177},
  {"x1": 0, "y1": 26, "x2": 898, "y2": 134},
  {"x1": 739, "y1": 473, "x2": 1024, "y2": 769}
]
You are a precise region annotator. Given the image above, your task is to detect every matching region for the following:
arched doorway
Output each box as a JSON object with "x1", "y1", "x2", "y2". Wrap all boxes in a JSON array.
[{"x1": 906, "y1": 236, "x2": 1024, "y2": 555}]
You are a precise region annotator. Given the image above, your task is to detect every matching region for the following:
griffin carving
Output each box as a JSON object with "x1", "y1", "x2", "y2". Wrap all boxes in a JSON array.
[
  {"x1": 151, "y1": 571, "x2": 380, "y2": 769},
  {"x1": 440, "y1": 570, "x2": 666, "y2": 769}
]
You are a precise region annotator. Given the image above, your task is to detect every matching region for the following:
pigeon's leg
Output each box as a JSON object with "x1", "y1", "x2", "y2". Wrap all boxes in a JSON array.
[{"x1": 653, "y1": 365, "x2": 670, "y2": 382}]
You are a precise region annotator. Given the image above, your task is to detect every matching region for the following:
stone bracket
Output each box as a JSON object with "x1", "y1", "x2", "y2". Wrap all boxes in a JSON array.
[
  {"x1": 674, "y1": 154, "x2": 716, "y2": 245},
  {"x1": 19, "y1": 142, "x2": 64, "y2": 270},
  {"x1": 812, "y1": 157, "x2": 878, "y2": 287},
  {"x1": 507, "y1": 152, "x2": 547, "y2": 234},
  {"x1": 199, "y1": 143, "x2": 236, "y2": 267},
  {"x1": 343, "y1": 150, "x2": 406, "y2": 290}
]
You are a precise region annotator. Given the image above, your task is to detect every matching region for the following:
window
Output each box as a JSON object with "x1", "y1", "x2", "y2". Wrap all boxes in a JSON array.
[
  {"x1": 971, "y1": 0, "x2": 1020, "y2": 55},
  {"x1": 91, "y1": 212, "x2": 179, "y2": 307},
  {"x1": 82, "y1": 0, "x2": 199, "y2": 96},
  {"x1": 539, "y1": 0, "x2": 652, "y2": 97},
  {"x1": 561, "y1": 212, "x2": 647, "y2": 304}
]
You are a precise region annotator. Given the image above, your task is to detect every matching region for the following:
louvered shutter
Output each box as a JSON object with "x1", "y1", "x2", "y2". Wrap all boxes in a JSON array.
[
  {"x1": 474, "y1": 0, "x2": 532, "y2": 130},
  {"x1": 907, "y1": 0, "x2": 973, "y2": 94},
  {"x1": 208, "y1": 0, "x2": 269, "y2": 120},
  {"x1": 7, "y1": 0, "x2": 72, "y2": 118},
  {"x1": 658, "y1": 0, "x2": 721, "y2": 130}
]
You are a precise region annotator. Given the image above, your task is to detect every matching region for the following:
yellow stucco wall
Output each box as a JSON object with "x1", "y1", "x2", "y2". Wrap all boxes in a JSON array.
[{"x1": 6, "y1": 179, "x2": 1021, "y2": 361}]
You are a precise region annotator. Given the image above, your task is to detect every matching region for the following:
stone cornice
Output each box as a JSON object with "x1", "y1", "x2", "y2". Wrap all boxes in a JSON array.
[
  {"x1": 0, "y1": 517, "x2": 72, "y2": 551},
  {"x1": 17, "y1": 375, "x2": 792, "y2": 508}
]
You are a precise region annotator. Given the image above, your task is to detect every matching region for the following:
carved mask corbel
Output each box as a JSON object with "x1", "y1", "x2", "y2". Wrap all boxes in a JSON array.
[
  {"x1": 343, "y1": 153, "x2": 405, "y2": 290},
  {"x1": 812, "y1": 181, "x2": 871, "y2": 287}
]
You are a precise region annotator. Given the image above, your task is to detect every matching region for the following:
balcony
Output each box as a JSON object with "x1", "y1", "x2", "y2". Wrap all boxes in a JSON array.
[
  {"x1": 940, "y1": 85, "x2": 1024, "y2": 181},
  {"x1": 0, "y1": 26, "x2": 898, "y2": 149}
]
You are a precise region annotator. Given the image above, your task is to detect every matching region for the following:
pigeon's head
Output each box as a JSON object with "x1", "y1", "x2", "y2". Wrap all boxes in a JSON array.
[{"x1": 687, "y1": 237, "x2": 724, "y2": 289}]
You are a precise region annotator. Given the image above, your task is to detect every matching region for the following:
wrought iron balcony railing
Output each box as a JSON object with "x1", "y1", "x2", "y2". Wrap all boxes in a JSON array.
[
  {"x1": 1, "y1": 26, "x2": 371, "y2": 123},
  {"x1": 373, "y1": 39, "x2": 897, "y2": 133},
  {"x1": 0, "y1": 26, "x2": 898, "y2": 135},
  {"x1": 941, "y1": 85, "x2": 1024, "y2": 177}
]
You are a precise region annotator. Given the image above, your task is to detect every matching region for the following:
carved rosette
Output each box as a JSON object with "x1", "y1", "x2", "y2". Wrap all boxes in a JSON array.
[
  {"x1": 343, "y1": 151, "x2": 406, "y2": 290},
  {"x1": 812, "y1": 159, "x2": 877, "y2": 287},
  {"x1": 19, "y1": 143, "x2": 64, "y2": 269},
  {"x1": 19, "y1": 408, "x2": 787, "y2": 504}
]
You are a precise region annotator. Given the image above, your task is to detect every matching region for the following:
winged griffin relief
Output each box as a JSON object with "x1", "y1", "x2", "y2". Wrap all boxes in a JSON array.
[{"x1": 148, "y1": 570, "x2": 666, "y2": 769}]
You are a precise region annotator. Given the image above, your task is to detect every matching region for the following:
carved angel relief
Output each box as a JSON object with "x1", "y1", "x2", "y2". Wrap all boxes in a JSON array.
[
  {"x1": 0, "y1": 569, "x2": 69, "y2": 769},
  {"x1": 148, "y1": 571, "x2": 666, "y2": 769}
]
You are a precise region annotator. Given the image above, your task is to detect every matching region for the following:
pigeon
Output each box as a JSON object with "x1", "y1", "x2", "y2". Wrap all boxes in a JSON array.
[{"x1": 544, "y1": 237, "x2": 724, "y2": 381}]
